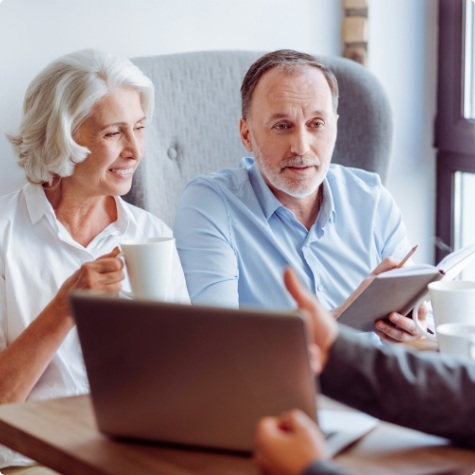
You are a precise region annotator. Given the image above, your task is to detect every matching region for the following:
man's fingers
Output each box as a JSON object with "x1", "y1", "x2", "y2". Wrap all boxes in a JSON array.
[
  {"x1": 284, "y1": 267, "x2": 338, "y2": 370},
  {"x1": 388, "y1": 312, "x2": 420, "y2": 335},
  {"x1": 375, "y1": 313, "x2": 423, "y2": 342},
  {"x1": 370, "y1": 257, "x2": 398, "y2": 276}
]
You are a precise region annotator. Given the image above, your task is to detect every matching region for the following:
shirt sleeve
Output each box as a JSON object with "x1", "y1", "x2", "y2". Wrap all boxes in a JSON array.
[
  {"x1": 375, "y1": 185, "x2": 412, "y2": 261},
  {"x1": 321, "y1": 325, "x2": 475, "y2": 447},
  {"x1": 174, "y1": 179, "x2": 239, "y2": 308}
]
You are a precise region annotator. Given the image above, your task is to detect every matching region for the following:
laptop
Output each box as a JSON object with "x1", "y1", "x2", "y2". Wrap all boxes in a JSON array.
[{"x1": 70, "y1": 293, "x2": 377, "y2": 455}]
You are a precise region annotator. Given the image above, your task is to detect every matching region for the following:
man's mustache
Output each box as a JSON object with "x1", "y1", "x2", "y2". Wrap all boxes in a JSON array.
[{"x1": 281, "y1": 156, "x2": 322, "y2": 169}]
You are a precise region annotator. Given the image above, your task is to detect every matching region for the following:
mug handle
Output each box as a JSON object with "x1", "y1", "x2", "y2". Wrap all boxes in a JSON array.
[
  {"x1": 412, "y1": 293, "x2": 436, "y2": 341},
  {"x1": 117, "y1": 251, "x2": 133, "y2": 299}
]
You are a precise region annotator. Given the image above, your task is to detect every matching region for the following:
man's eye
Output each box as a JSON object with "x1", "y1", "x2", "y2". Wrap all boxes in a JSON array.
[
  {"x1": 274, "y1": 123, "x2": 290, "y2": 130},
  {"x1": 310, "y1": 120, "x2": 325, "y2": 128}
]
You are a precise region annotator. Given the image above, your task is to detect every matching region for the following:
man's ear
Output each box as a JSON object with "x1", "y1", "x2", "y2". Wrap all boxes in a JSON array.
[{"x1": 239, "y1": 118, "x2": 253, "y2": 152}]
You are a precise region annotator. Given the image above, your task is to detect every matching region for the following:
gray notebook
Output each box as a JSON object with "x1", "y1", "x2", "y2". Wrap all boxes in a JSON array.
[{"x1": 70, "y1": 293, "x2": 377, "y2": 454}]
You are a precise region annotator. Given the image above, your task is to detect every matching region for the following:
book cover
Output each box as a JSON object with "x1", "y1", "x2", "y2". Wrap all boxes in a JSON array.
[{"x1": 334, "y1": 242, "x2": 475, "y2": 331}]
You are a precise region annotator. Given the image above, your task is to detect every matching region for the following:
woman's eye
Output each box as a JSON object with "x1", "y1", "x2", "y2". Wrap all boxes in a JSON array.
[{"x1": 105, "y1": 131, "x2": 120, "y2": 138}]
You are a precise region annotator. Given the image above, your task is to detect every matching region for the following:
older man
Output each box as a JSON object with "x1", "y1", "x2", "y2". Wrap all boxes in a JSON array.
[{"x1": 174, "y1": 49, "x2": 422, "y2": 342}]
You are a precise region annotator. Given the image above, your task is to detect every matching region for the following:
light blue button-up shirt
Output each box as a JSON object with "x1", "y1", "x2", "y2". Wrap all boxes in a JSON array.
[{"x1": 174, "y1": 158, "x2": 411, "y2": 312}]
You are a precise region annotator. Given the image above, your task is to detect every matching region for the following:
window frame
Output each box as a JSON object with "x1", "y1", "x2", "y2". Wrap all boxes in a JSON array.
[{"x1": 436, "y1": 0, "x2": 475, "y2": 262}]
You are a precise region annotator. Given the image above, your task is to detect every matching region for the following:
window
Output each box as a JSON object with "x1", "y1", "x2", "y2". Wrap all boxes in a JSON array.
[
  {"x1": 464, "y1": 0, "x2": 475, "y2": 119},
  {"x1": 436, "y1": 0, "x2": 475, "y2": 279}
]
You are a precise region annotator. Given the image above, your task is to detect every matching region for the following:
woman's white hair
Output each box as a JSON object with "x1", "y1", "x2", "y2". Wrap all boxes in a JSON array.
[{"x1": 8, "y1": 49, "x2": 155, "y2": 184}]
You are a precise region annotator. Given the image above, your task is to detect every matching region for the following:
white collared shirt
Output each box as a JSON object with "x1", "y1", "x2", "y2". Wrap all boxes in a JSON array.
[{"x1": 0, "y1": 183, "x2": 189, "y2": 468}]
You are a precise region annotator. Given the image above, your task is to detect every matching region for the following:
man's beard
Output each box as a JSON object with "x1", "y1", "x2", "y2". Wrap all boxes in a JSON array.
[{"x1": 251, "y1": 134, "x2": 323, "y2": 199}]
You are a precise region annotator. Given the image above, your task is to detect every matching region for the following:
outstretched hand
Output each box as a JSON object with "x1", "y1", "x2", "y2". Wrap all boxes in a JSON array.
[{"x1": 284, "y1": 267, "x2": 338, "y2": 374}]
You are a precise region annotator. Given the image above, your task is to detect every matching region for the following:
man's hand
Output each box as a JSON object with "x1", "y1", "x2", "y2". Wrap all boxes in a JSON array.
[
  {"x1": 284, "y1": 267, "x2": 338, "y2": 374},
  {"x1": 369, "y1": 257, "x2": 429, "y2": 343},
  {"x1": 254, "y1": 409, "x2": 327, "y2": 475},
  {"x1": 343, "y1": 256, "x2": 429, "y2": 343},
  {"x1": 375, "y1": 303, "x2": 428, "y2": 343},
  {"x1": 332, "y1": 257, "x2": 399, "y2": 318}
]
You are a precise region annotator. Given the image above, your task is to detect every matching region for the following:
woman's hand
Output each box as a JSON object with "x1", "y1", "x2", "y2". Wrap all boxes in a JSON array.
[
  {"x1": 50, "y1": 247, "x2": 125, "y2": 321},
  {"x1": 0, "y1": 248, "x2": 125, "y2": 403}
]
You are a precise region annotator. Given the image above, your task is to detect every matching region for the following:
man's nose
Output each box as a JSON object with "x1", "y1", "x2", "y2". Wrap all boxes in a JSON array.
[{"x1": 290, "y1": 127, "x2": 311, "y2": 156}]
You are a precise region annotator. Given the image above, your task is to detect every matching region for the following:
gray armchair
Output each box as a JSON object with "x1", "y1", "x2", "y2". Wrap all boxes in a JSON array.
[{"x1": 126, "y1": 50, "x2": 393, "y2": 226}]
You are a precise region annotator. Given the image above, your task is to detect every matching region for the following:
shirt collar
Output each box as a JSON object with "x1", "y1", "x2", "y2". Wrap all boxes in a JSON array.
[
  {"x1": 114, "y1": 196, "x2": 133, "y2": 233},
  {"x1": 246, "y1": 157, "x2": 283, "y2": 220},
  {"x1": 23, "y1": 181, "x2": 129, "y2": 234},
  {"x1": 244, "y1": 157, "x2": 336, "y2": 227},
  {"x1": 24, "y1": 182, "x2": 53, "y2": 225},
  {"x1": 317, "y1": 177, "x2": 336, "y2": 228}
]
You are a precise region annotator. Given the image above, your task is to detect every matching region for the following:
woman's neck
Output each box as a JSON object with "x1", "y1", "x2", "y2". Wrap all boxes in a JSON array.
[{"x1": 44, "y1": 180, "x2": 118, "y2": 247}]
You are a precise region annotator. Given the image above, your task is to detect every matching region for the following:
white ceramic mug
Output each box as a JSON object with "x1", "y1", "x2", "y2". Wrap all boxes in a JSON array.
[
  {"x1": 437, "y1": 323, "x2": 475, "y2": 359},
  {"x1": 412, "y1": 280, "x2": 475, "y2": 341},
  {"x1": 120, "y1": 237, "x2": 175, "y2": 300}
]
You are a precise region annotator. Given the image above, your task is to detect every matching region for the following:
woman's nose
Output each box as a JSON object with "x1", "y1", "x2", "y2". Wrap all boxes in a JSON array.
[{"x1": 122, "y1": 131, "x2": 142, "y2": 159}]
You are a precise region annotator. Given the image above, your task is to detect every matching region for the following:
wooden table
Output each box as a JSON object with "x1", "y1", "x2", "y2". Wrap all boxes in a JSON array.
[{"x1": 0, "y1": 395, "x2": 474, "y2": 475}]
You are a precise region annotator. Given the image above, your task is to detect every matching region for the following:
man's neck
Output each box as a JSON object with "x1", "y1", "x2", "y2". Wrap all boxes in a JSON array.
[{"x1": 273, "y1": 187, "x2": 323, "y2": 231}]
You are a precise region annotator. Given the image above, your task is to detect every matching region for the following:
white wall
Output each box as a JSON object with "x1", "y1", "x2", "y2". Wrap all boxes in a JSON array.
[
  {"x1": 0, "y1": 0, "x2": 437, "y2": 264},
  {"x1": 370, "y1": 0, "x2": 438, "y2": 265}
]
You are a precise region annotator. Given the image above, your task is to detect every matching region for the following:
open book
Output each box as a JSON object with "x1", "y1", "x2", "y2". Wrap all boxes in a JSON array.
[{"x1": 335, "y1": 242, "x2": 475, "y2": 331}]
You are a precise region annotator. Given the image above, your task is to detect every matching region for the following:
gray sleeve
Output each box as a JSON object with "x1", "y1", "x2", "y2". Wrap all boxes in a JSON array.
[
  {"x1": 302, "y1": 460, "x2": 354, "y2": 475},
  {"x1": 320, "y1": 326, "x2": 475, "y2": 447}
]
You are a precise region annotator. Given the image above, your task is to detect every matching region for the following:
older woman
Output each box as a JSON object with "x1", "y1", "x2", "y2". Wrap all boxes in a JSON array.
[{"x1": 0, "y1": 49, "x2": 188, "y2": 471}]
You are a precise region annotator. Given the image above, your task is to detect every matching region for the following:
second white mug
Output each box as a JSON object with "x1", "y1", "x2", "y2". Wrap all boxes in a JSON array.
[
  {"x1": 412, "y1": 280, "x2": 475, "y2": 341},
  {"x1": 437, "y1": 323, "x2": 475, "y2": 359}
]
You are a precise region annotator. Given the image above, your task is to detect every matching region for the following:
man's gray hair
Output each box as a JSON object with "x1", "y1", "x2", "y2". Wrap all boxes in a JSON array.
[
  {"x1": 240, "y1": 49, "x2": 339, "y2": 119},
  {"x1": 8, "y1": 49, "x2": 154, "y2": 184}
]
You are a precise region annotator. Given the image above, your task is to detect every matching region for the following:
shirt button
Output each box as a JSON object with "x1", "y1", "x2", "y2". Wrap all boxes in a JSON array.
[
  {"x1": 316, "y1": 284, "x2": 323, "y2": 292},
  {"x1": 167, "y1": 146, "x2": 178, "y2": 160}
]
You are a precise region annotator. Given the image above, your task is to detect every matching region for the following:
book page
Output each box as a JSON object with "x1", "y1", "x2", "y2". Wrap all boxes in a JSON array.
[
  {"x1": 376, "y1": 264, "x2": 436, "y2": 278},
  {"x1": 437, "y1": 241, "x2": 475, "y2": 280}
]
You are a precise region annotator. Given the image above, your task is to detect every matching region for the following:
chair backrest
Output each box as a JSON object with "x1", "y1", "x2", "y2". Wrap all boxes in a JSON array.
[{"x1": 126, "y1": 50, "x2": 393, "y2": 226}]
